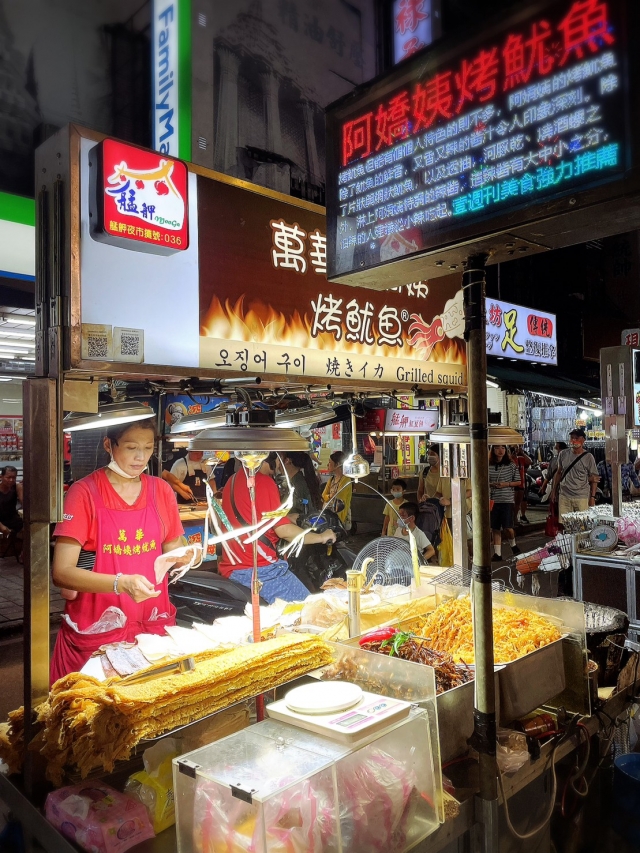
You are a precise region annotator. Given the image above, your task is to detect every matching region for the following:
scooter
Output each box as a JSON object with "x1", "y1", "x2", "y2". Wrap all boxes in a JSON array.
[
  {"x1": 169, "y1": 507, "x2": 357, "y2": 625},
  {"x1": 286, "y1": 507, "x2": 357, "y2": 592},
  {"x1": 169, "y1": 570, "x2": 264, "y2": 626}
]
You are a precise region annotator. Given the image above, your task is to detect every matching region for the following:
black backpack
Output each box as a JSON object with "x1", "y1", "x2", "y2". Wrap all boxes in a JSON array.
[{"x1": 416, "y1": 498, "x2": 445, "y2": 548}]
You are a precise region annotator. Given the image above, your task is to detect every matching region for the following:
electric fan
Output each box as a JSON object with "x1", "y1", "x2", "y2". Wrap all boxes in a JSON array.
[{"x1": 351, "y1": 536, "x2": 427, "y2": 588}]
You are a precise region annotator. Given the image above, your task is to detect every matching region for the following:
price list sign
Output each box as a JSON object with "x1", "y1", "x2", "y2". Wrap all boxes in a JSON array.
[{"x1": 326, "y1": 0, "x2": 631, "y2": 284}]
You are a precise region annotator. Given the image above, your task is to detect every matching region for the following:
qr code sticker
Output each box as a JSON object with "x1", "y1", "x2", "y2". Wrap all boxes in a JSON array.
[
  {"x1": 87, "y1": 335, "x2": 108, "y2": 358},
  {"x1": 81, "y1": 325, "x2": 112, "y2": 360},
  {"x1": 120, "y1": 334, "x2": 140, "y2": 357},
  {"x1": 114, "y1": 327, "x2": 144, "y2": 363}
]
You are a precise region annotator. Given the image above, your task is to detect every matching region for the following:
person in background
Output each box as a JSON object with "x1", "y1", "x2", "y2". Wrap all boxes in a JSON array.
[
  {"x1": 551, "y1": 428, "x2": 600, "y2": 520},
  {"x1": 322, "y1": 451, "x2": 353, "y2": 530},
  {"x1": 417, "y1": 445, "x2": 441, "y2": 502},
  {"x1": 382, "y1": 478, "x2": 407, "y2": 537},
  {"x1": 394, "y1": 501, "x2": 436, "y2": 561},
  {"x1": 488, "y1": 445, "x2": 521, "y2": 562},
  {"x1": 162, "y1": 450, "x2": 210, "y2": 503},
  {"x1": 512, "y1": 446, "x2": 533, "y2": 524},
  {"x1": 50, "y1": 420, "x2": 186, "y2": 681},
  {"x1": 597, "y1": 452, "x2": 640, "y2": 500},
  {"x1": 276, "y1": 451, "x2": 323, "y2": 518},
  {"x1": 0, "y1": 465, "x2": 23, "y2": 560},
  {"x1": 259, "y1": 452, "x2": 277, "y2": 478},
  {"x1": 540, "y1": 442, "x2": 568, "y2": 502},
  {"x1": 218, "y1": 464, "x2": 335, "y2": 603}
]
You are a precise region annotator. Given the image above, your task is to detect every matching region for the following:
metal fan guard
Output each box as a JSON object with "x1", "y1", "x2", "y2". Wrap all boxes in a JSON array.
[{"x1": 351, "y1": 536, "x2": 425, "y2": 587}]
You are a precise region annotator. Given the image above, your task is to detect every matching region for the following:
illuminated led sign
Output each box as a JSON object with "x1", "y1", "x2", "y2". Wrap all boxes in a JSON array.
[
  {"x1": 91, "y1": 138, "x2": 189, "y2": 255},
  {"x1": 327, "y1": 0, "x2": 629, "y2": 282},
  {"x1": 486, "y1": 298, "x2": 557, "y2": 364}
]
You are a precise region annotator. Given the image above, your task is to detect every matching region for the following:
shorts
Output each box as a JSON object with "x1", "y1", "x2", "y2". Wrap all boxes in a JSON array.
[{"x1": 490, "y1": 503, "x2": 514, "y2": 531}]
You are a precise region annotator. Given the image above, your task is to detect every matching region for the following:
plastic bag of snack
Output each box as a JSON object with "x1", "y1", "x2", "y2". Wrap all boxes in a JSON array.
[
  {"x1": 124, "y1": 739, "x2": 178, "y2": 833},
  {"x1": 45, "y1": 783, "x2": 154, "y2": 853}
]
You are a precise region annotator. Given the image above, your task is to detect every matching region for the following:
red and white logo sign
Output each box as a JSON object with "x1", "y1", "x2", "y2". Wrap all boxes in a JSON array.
[{"x1": 96, "y1": 138, "x2": 189, "y2": 253}]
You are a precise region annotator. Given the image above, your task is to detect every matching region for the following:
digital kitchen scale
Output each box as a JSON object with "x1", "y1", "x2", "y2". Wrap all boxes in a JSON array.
[{"x1": 266, "y1": 682, "x2": 411, "y2": 743}]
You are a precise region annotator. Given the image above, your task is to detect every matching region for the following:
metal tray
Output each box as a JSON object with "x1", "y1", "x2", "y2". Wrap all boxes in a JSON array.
[
  {"x1": 322, "y1": 639, "x2": 500, "y2": 762},
  {"x1": 498, "y1": 637, "x2": 566, "y2": 723}
]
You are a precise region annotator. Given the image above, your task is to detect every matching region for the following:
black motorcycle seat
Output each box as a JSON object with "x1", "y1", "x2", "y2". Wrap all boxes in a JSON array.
[{"x1": 174, "y1": 570, "x2": 268, "y2": 605}]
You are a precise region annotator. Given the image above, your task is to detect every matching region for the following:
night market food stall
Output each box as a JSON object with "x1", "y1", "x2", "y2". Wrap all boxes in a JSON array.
[{"x1": 4, "y1": 0, "x2": 640, "y2": 849}]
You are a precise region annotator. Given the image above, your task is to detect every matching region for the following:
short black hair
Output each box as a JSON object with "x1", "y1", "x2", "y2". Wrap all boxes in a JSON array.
[
  {"x1": 569, "y1": 428, "x2": 586, "y2": 439},
  {"x1": 399, "y1": 501, "x2": 418, "y2": 519},
  {"x1": 391, "y1": 478, "x2": 407, "y2": 488},
  {"x1": 428, "y1": 445, "x2": 440, "y2": 456},
  {"x1": 0, "y1": 465, "x2": 17, "y2": 476}
]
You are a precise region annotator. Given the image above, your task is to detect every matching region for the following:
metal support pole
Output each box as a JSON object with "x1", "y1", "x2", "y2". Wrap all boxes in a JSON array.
[
  {"x1": 23, "y1": 377, "x2": 59, "y2": 795},
  {"x1": 451, "y1": 475, "x2": 469, "y2": 573},
  {"x1": 612, "y1": 463, "x2": 623, "y2": 518},
  {"x1": 463, "y1": 254, "x2": 499, "y2": 851}
]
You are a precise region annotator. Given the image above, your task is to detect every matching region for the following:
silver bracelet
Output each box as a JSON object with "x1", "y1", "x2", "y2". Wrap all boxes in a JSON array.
[{"x1": 113, "y1": 572, "x2": 122, "y2": 595}]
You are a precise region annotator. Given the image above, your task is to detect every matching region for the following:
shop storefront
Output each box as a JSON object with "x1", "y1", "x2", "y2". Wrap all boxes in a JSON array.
[{"x1": 4, "y1": 0, "x2": 640, "y2": 849}]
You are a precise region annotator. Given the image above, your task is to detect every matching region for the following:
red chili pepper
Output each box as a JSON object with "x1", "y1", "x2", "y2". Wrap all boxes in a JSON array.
[{"x1": 358, "y1": 627, "x2": 398, "y2": 646}]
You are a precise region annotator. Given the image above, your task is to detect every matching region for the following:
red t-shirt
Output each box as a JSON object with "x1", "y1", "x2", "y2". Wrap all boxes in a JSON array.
[
  {"x1": 218, "y1": 469, "x2": 291, "y2": 577},
  {"x1": 54, "y1": 469, "x2": 183, "y2": 550}
]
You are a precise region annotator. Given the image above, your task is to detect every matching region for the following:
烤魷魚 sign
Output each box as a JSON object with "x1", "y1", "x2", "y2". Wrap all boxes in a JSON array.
[{"x1": 197, "y1": 178, "x2": 468, "y2": 389}]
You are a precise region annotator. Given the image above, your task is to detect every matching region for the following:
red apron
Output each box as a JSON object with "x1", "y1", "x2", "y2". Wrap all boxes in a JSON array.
[{"x1": 50, "y1": 475, "x2": 176, "y2": 684}]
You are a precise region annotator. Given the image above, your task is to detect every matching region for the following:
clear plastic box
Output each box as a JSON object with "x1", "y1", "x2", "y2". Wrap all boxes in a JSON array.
[{"x1": 174, "y1": 708, "x2": 442, "y2": 853}]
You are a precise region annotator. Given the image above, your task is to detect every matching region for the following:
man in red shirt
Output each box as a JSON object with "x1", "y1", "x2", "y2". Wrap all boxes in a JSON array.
[{"x1": 219, "y1": 466, "x2": 336, "y2": 602}]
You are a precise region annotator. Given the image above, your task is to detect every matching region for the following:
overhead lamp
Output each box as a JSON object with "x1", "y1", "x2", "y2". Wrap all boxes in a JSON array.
[
  {"x1": 429, "y1": 424, "x2": 525, "y2": 445},
  {"x1": 188, "y1": 426, "x2": 310, "y2": 452},
  {"x1": 342, "y1": 407, "x2": 370, "y2": 481},
  {"x1": 0, "y1": 314, "x2": 36, "y2": 326},
  {"x1": 171, "y1": 408, "x2": 228, "y2": 434},
  {"x1": 63, "y1": 401, "x2": 155, "y2": 432},
  {"x1": 274, "y1": 403, "x2": 336, "y2": 428}
]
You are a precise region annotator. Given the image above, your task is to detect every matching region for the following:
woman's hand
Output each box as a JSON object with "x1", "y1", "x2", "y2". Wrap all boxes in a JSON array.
[
  {"x1": 119, "y1": 574, "x2": 161, "y2": 603},
  {"x1": 439, "y1": 496, "x2": 451, "y2": 506}
]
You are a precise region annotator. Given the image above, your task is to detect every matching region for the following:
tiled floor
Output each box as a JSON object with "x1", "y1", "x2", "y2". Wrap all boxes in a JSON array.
[{"x1": 0, "y1": 557, "x2": 65, "y2": 635}]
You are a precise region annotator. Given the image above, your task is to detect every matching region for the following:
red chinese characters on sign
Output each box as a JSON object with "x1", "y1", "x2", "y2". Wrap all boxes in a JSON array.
[
  {"x1": 559, "y1": 0, "x2": 614, "y2": 65},
  {"x1": 527, "y1": 314, "x2": 554, "y2": 337},
  {"x1": 341, "y1": 0, "x2": 615, "y2": 166},
  {"x1": 395, "y1": 0, "x2": 429, "y2": 36},
  {"x1": 99, "y1": 138, "x2": 189, "y2": 252}
]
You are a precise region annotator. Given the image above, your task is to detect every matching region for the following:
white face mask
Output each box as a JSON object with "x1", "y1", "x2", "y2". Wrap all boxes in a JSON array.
[
  {"x1": 107, "y1": 456, "x2": 138, "y2": 479},
  {"x1": 391, "y1": 490, "x2": 403, "y2": 498}
]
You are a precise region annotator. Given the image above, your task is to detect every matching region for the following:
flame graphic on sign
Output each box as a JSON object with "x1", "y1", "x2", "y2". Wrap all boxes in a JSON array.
[{"x1": 201, "y1": 296, "x2": 466, "y2": 365}]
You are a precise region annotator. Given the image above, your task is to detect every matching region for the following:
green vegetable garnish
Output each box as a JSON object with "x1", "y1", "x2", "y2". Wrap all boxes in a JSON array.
[{"x1": 380, "y1": 630, "x2": 414, "y2": 656}]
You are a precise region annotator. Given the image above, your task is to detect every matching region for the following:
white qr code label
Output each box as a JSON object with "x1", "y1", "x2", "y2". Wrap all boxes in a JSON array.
[
  {"x1": 113, "y1": 327, "x2": 144, "y2": 363},
  {"x1": 81, "y1": 324, "x2": 112, "y2": 360}
]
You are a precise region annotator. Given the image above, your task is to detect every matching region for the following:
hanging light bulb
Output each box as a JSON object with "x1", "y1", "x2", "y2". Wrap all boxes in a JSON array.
[{"x1": 342, "y1": 406, "x2": 370, "y2": 481}]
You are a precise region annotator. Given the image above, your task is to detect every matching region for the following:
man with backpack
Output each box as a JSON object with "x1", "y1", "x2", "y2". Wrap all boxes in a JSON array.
[{"x1": 550, "y1": 429, "x2": 600, "y2": 520}]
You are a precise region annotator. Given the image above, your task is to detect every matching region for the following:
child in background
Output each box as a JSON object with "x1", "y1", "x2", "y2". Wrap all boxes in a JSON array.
[
  {"x1": 382, "y1": 478, "x2": 407, "y2": 537},
  {"x1": 394, "y1": 501, "x2": 436, "y2": 561}
]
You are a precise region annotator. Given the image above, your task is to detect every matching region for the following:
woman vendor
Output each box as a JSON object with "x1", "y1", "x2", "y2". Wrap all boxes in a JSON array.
[
  {"x1": 50, "y1": 419, "x2": 185, "y2": 682},
  {"x1": 321, "y1": 451, "x2": 353, "y2": 530}
]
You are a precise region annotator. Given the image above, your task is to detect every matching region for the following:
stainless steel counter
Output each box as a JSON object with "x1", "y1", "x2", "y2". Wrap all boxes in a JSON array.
[{"x1": 6, "y1": 684, "x2": 636, "y2": 853}]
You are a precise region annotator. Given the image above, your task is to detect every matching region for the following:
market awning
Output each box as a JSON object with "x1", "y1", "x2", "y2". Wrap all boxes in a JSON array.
[{"x1": 488, "y1": 364, "x2": 599, "y2": 400}]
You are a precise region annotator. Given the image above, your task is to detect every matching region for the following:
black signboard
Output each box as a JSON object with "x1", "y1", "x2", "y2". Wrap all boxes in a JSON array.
[{"x1": 326, "y1": 0, "x2": 640, "y2": 287}]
